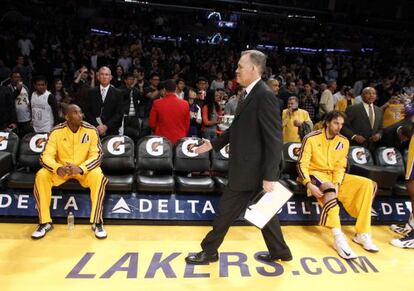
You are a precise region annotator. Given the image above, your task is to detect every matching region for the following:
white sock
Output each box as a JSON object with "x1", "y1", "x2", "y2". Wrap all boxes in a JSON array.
[{"x1": 331, "y1": 228, "x2": 343, "y2": 236}]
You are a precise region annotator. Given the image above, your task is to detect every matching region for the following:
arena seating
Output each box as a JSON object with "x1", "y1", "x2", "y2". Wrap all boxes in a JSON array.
[
  {"x1": 135, "y1": 135, "x2": 175, "y2": 192},
  {"x1": 0, "y1": 131, "x2": 411, "y2": 197}
]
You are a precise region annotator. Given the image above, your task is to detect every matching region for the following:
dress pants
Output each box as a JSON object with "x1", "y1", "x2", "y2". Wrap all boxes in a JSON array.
[{"x1": 201, "y1": 187, "x2": 291, "y2": 257}]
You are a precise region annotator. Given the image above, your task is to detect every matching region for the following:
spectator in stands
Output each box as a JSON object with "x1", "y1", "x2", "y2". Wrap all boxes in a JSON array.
[
  {"x1": 202, "y1": 89, "x2": 223, "y2": 140},
  {"x1": 381, "y1": 95, "x2": 405, "y2": 128},
  {"x1": 0, "y1": 85, "x2": 17, "y2": 132},
  {"x1": 318, "y1": 80, "x2": 336, "y2": 118},
  {"x1": 376, "y1": 78, "x2": 394, "y2": 107},
  {"x1": 266, "y1": 78, "x2": 280, "y2": 96},
  {"x1": 0, "y1": 60, "x2": 11, "y2": 81},
  {"x1": 117, "y1": 50, "x2": 132, "y2": 73},
  {"x1": 176, "y1": 78, "x2": 186, "y2": 99},
  {"x1": 298, "y1": 110, "x2": 379, "y2": 259},
  {"x1": 142, "y1": 72, "x2": 161, "y2": 136},
  {"x1": 83, "y1": 66, "x2": 123, "y2": 136},
  {"x1": 133, "y1": 67, "x2": 148, "y2": 96},
  {"x1": 282, "y1": 96, "x2": 312, "y2": 143},
  {"x1": 186, "y1": 88, "x2": 202, "y2": 137},
  {"x1": 8, "y1": 72, "x2": 33, "y2": 137},
  {"x1": 149, "y1": 79, "x2": 190, "y2": 144},
  {"x1": 342, "y1": 87, "x2": 383, "y2": 152},
  {"x1": 333, "y1": 85, "x2": 346, "y2": 106},
  {"x1": 17, "y1": 35, "x2": 34, "y2": 57},
  {"x1": 50, "y1": 78, "x2": 71, "y2": 123},
  {"x1": 121, "y1": 73, "x2": 144, "y2": 141},
  {"x1": 225, "y1": 86, "x2": 243, "y2": 115},
  {"x1": 112, "y1": 65, "x2": 125, "y2": 88},
  {"x1": 279, "y1": 81, "x2": 297, "y2": 108},
  {"x1": 299, "y1": 83, "x2": 319, "y2": 121},
  {"x1": 390, "y1": 132, "x2": 414, "y2": 248},
  {"x1": 31, "y1": 104, "x2": 108, "y2": 239},
  {"x1": 72, "y1": 66, "x2": 95, "y2": 108},
  {"x1": 31, "y1": 76, "x2": 59, "y2": 133},
  {"x1": 335, "y1": 86, "x2": 355, "y2": 113},
  {"x1": 210, "y1": 71, "x2": 225, "y2": 91},
  {"x1": 13, "y1": 56, "x2": 32, "y2": 87}
]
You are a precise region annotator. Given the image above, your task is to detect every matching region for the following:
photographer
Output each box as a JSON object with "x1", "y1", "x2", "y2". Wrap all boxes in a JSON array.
[{"x1": 282, "y1": 96, "x2": 311, "y2": 143}]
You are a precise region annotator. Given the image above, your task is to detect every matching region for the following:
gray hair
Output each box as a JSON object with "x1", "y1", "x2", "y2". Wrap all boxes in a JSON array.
[
  {"x1": 241, "y1": 50, "x2": 267, "y2": 75},
  {"x1": 288, "y1": 96, "x2": 299, "y2": 103},
  {"x1": 98, "y1": 66, "x2": 112, "y2": 75}
]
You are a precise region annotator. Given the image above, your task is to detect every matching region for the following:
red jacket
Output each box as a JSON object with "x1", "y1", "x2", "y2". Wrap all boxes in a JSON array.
[{"x1": 149, "y1": 93, "x2": 190, "y2": 144}]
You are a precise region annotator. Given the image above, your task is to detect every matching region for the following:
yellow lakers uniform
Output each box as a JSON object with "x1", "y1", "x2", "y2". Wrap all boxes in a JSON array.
[
  {"x1": 282, "y1": 109, "x2": 311, "y2": 143},
  {"x1": 383, "y1": 104, "x2": 405, "y2": 128},
  {"x1": 335, "y1": 97, "x2": 355, "y2": 113},
  {"x1": 297, "y1": 129, "x2": 375, "y2": 233},
  {"x1": 405, "y1": 135, "x2": 414, "y2": 181},
  {"x1": 34, "y1": 121, "x2": 108, "y2": 224}
]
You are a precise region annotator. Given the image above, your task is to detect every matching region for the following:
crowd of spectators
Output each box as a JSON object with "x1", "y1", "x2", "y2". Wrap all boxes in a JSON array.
[{"x1": 0, "y1": 1, "x2": 413, "y2": 153}]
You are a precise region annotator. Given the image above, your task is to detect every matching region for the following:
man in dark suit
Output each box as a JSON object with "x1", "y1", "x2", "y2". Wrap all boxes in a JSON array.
[
  {"x1": 380, "y1": 119, "x2": 412, "y2": 152},
  {"x1": 82, "y1": 66, "x2": 123, "y2": 137},
  {"x1": 185, "y1": 50, "x2": 292, "y2": 264},
  {"x1": 342, "y1": 87, "x2": 383, "y2": 152}
]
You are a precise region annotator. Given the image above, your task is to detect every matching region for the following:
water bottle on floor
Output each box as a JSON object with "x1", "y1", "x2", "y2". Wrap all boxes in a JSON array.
[{"x1": 67, "y1": 212, "x2": 75, "y2": 230}]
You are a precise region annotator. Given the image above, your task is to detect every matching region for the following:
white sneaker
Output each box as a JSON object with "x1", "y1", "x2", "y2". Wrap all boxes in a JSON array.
[
  {"x1": 333, "y1": 233, "x2": 358, "y2": 260},
  {"x1": 390, "y1": 230, "x2": 414, "y2": 249},
  {"x1": 352, "y1": 233, "x2": 379, "y2": 252},
  {"x1": 390, "y1": 223, "x2": 413, "y2": 236},
  {"x1": 92, "y1": 223, "x2": 107, "y2": 239},
  {"x1": 31, "y1": 223, "x2": 53, "y2": 239}
]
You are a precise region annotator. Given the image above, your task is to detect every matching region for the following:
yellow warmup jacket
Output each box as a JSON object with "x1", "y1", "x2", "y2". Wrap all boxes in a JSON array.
[
  {"x1": 335, "y1": 97, "x2": 355, "y2": 113},
  {"x1": 383, "y1": 104, "x2": 405, "y2": 128},
  {"x1": 40, "y1": 121, "x2": 103, "y2": 175},
  {"x1": 297, "y1": 129, "x2": 349, "y2": 186},
  {"x1": 282, "y1": 108, "x2": 311, "y2": 143}
]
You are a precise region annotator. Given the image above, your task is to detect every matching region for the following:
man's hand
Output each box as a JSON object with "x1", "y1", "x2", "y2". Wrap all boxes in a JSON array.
[
  {"x1": 307, "y1": 183, "x2": 324, "y2": 198},
  {"x1": 263, "y1": 180, "x2": 275, "y2": 192},
  {"x1": 97, "y1": 124, "x2": 108, "y2": 136},
  {"x1": 57, "y1": 166, "x2": 68, "y2": 177},
  {"x1": 293, "y1": 120, "x2": 303, "y2": 127},
  {"x1": 194, "y1": 139, "x2": 213, "y2": 155},
  {"x1": 369, "y1": 134, "x2": 381, "y2": 142},
  {"x1": 353, "y1": 135, "x2": 366, "y2": 144},
  {"x1": 8, "y1": 123, "x2": 17, "y2": 130},
  {"x1": 66, "y1": 164, "x2": 83, "y2": 175}
]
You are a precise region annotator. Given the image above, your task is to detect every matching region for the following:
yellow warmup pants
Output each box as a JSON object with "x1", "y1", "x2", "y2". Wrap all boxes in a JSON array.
[
  {"x1": 33, "y1": 168, "x2": 108, "y2": 224},
  {"x1": 310, "y1": 173, "x2": 376, "y2": 234}
]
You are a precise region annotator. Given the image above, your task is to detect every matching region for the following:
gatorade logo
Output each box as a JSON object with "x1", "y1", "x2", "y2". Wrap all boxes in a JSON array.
[
  {"x1": 146, "y1": 137, "x2": 164, "y2": 156},
  {"x1": 29, "y1": 134, "x2": 48, "y2": 153},
  {"x1": 0, "y1": 132, "x2": 9, "y2": 151},
  {"x1": 108, "y1": 137, "x2": 125, "y2": 155}
]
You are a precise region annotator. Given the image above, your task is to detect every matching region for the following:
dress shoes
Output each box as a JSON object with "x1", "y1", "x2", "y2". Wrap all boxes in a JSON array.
[
  {"x1": 256, "y1": 253, "x2": 292, "y2": 262},
  {"x1": 185, "y1": 251, "x2": 219, "y2": 264}
]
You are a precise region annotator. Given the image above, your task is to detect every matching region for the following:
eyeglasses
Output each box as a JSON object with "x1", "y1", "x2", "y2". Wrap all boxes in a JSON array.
[{"x1": 152, "y1": 78, "x2": 160, "y2": 81}]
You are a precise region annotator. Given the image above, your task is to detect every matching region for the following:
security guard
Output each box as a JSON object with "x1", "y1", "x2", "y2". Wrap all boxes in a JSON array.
[
  {"x1": 297, "y1": 110, "x2": 379, "y2": 259},
  {"x1": 31, "y1": 104, "x2": 108, "y2": 239}
]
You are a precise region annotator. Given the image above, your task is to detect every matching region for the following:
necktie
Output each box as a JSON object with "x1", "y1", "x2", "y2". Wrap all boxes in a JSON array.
[
  {"x1": 368, "y1": 104, "x2": 374, "y2": 128},
  {"x1": 235, "y1": 90, "x2": 247, "y2": 115},
  {"x1": 101, "y1": 88, "x2": 106, "y2": 102}
]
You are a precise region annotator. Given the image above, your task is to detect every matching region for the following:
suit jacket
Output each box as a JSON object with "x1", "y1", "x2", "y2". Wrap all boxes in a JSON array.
[
  {"x1": 380, "y1": 118, "x2": 411, "y2": 152},
  {"x1": 211, "y1": 80, "x2": 283, "y2": 191},
  {"x1": 120, "y1": 86, "x2": 145, "y2": 117},
  {"x1": 342, "y1": 102, "x2": 383, "y2": 150},
  {"x1": 83, "y1": 86, "x2": 123, "y2": 135},
  {"x1": 149, "y1": 93, "x2": 190, "y2": 144}
]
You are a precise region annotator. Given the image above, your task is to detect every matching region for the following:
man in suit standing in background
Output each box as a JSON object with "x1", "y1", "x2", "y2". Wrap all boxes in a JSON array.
[
  {"x1": 82, "y1": 66, "x2": 123, "y2": 137},
  {"x1": 342, "y1": 87, "x2": 383, "y2": 152},
  {"x1": 185, "y1": 50, "x2": 292, "y2": 264}
]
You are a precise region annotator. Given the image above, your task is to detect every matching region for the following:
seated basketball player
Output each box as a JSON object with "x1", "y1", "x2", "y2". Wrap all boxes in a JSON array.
[
  {"x1": 31, "y1": 104, "x2": 108, "y2": 239},
  {"x1": 390, "y1": 133, "x2": 414, "y2": 248},
  {"x1": 297, "y1": 110, "x2": 379, "y2": 259}
]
